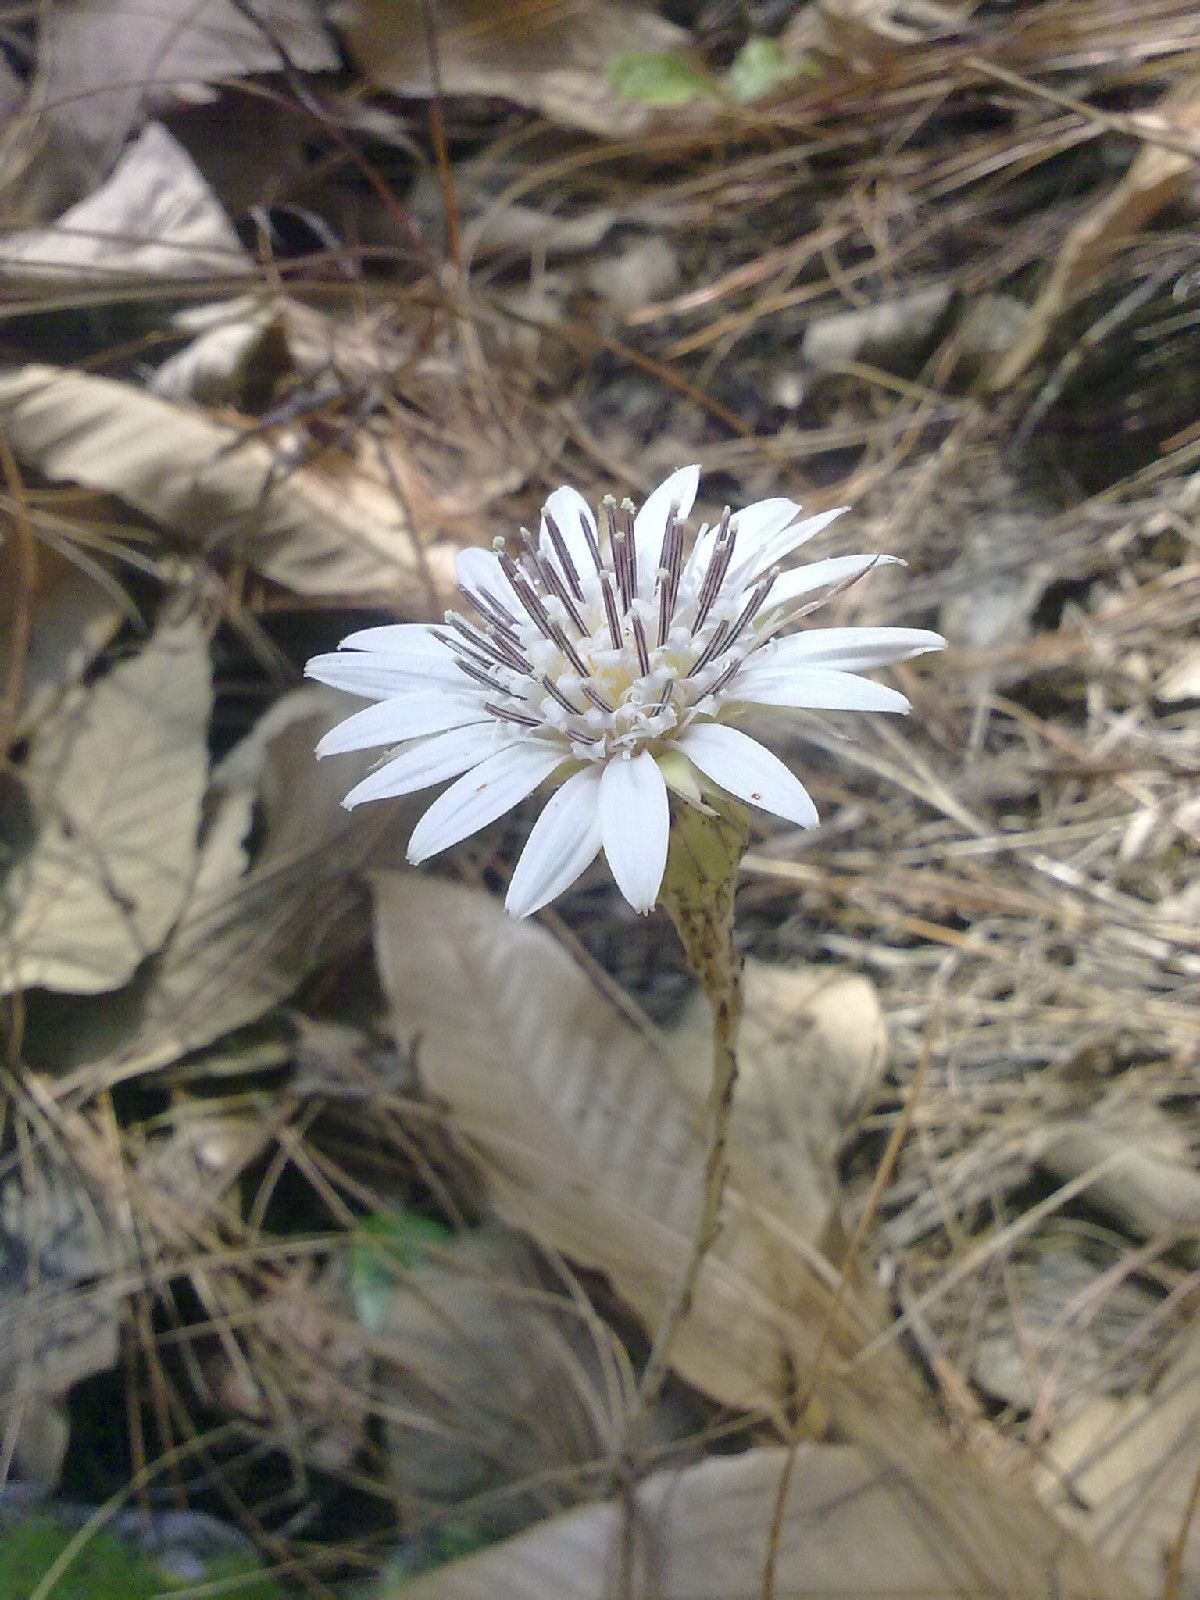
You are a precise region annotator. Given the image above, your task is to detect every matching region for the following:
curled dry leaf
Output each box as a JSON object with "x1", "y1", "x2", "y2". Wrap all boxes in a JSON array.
[
  {"x1": 670, "y1": 957, "x2": 886, "y2": 1240},
  {"x1": 344, "y1": 0, "x2": 688, "y2": 136},
  {"x1": 0, "y1": 123, "x2": 251, "y2": 286},
  {"x1": 394, "y1": 1440, "x2": 1138, "y2": 1600},
  {"x1": 0, "y1": 365, "x2": 438, "y2": 600},
  {"x1": 0, "y1": 614, "x2": 211, "y2": 996}
]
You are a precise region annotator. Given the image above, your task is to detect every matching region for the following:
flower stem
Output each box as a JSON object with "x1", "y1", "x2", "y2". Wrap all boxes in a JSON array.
[{"x1": 633, "y1": 800, "x2": 749, "y2": 1413}]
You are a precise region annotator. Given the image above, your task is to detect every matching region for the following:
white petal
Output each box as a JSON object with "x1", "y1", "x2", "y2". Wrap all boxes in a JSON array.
[
  {"x1": 733, "y1": 664, "x2": 911, "y2": 713},
  {"x1": 633, "y1": 465, "x2": 700, "y2": 598},
  {"x1": 727, "y1": 506, "x2": 848, "y2": 589},
  {"x1": 342, "y1": 723, "x2": 514, "y2": 809},
  {"x1": 678, "y1": 722, "x2": 818, "y2": 829},
  {"x1": 455, "y1": 545, "x2": 521, "y2": 616},
  {"x1": 504, "y1": 765, "x2": 604, "y2": 918},
  {"x1": 337, "y1": 623, "x2": 446, "y2": 654},
  {"x1": 316, "y1": 692, "x2": 486, "y2": 756},
  {"x1": 763, "y1": 553, "x2": 901, "y2": 611},
  {"x1": 407, "y1": 741, "x2": 566, "y2": 863},
  {"x1": 540, "y1": 486, "x2": 599, "y2": 587},
  {"x1": 599, "y1": 750, "x2": 670, "y2": 913},
  {"x1": 756, "y1": 626, "x2": 946, "y2": 673},
  {"x1": 306, "y1": 646, "x2": 466, "y2": 700}
]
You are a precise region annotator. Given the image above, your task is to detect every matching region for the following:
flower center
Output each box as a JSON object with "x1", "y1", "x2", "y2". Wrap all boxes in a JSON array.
[{"x1": 443, "y1": 498, "x2": 778, "y2": 759}]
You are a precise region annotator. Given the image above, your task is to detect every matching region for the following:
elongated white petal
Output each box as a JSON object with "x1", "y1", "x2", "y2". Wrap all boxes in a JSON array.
[
  {"x1": 727, "y1": 506, "x2": 848, "y2": 589},
  {"x1": 541, "y1": 485, "x2": 599, "y2": 586},
  {"x1": 306, "y1": 648, "x2": 467, "y2": 700},
  {"x1": 337, "y1": 623, "x2": 446, "y2": 654},
  {"x1": 763, "y1": 553, "x2": 902, "y2": 610},
  {"x1": 407, "y1": 741, "x2": 565, "y2": 863},
  {"x1": 455, "y1": 545, "x2": 521, "y2": 615},
  {"x1": 342, "y1": 723, "x2": 514, "y2": 809},
  {"x1": 678, "y1": 722, "x2": 818, "y2": 829},
  {"x1": 315, "y1": 692, "x2": 486, "y2": 756},
  {"x1": 734, "y1": 664, "x2": 911, "y2": 713},
  {"x1": 757, "y1": 626, "x2": 946, "y2": 673},
  {"x1": 634, "y1": 465, "x2": 700, "y2": 597},
  {"x1": 505, "y1": 766, "x2": 604, "y2": 917},
  {"x1": 599, "y1": 751, "x2": 669, "y2": 913}
]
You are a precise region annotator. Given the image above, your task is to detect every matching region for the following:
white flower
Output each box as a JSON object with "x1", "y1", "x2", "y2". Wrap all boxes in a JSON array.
[{"x1": 306, "y1": 467, "x2": 944, "y2": 917}]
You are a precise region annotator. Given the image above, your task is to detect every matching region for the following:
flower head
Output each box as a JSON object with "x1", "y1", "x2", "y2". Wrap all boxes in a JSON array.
[{"x1": 306, "y1": 467, "x2": 944, "y2": 916}]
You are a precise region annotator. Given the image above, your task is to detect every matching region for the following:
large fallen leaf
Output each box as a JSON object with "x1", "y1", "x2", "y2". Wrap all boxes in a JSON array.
[
  {"x1": 0, "y1": 365, "x2": 438, "y2": 598},
  {"x1": 40, "y1": 0, "x2": 336, "y2": 171},
  {"x1": 0, "y1": 615, "x2": 210, "y2": 995},
  {"x1": 372, "y1": 873, "x2": 881, "y2": 1417},
  {"x1": 0, "y1": 123, "x2": 251, "y2": 285},
  {"x1": 345, "y1": 0, "x2": 688, "y2": 135},
  {"x1": 396, "y1": 1441, "x2": 1137, "y2": 1600},
  {"x1": 0, "y1": 1138, "x2": 129, "y2": 1483},
  {"x1": 47, "y1": 692, "x2": 379, "y2": 1083},
  {"x1": 671, "y1": 958, "x2": 886, "y2": 1239},
  {"x1": 0, "y1": 542, "x2": 124, "y2": 743}
]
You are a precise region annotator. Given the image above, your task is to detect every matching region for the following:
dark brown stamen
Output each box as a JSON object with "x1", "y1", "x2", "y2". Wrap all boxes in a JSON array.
[
  {"x1": 581, "y1": 682, "x2": 616, "y2": 714},
  {"x1": 687, "y1": 619, "x2": 731, "y2": 677},
  {"x1": 705, "y1": 657, "x2": 742, "y2": 697},
  {"x1": 485, "y1": 700, "x2": 540, "y2": 728},
  {"x1": 631, "y1": 612, "x2": 651, "y2": 676},
  {"x1": 721, "y1": 567, "x2": 780, "y2": 653},
  {"x1": 693, "y1": 509, "x2": 736, "y2": 632},
  {"x1": 579, "y1": 508, "x2": 603, "y2": 573},
  {"x1": 621, "y1": 499, "x2": 639, "y2": 602},
  {"x1": 599, "y1": 571, "x2": 623, "y2": 652},
  {"x1": 656, "y1": 504, "x2": 684, "y2": 646},
  {"x1": 541, "y1": 510, "x2": 585, "y2": 602},
  {"x1": 454, "y1": 657, "x2": 509, "y2": 695},
  {"x1": 540, "y1": 673, "x2": 585, "y2": 715}
]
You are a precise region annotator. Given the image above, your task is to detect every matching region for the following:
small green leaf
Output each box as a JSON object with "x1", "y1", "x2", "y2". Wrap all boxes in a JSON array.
[
  {"x1": 609, "y1": 51, "x2": 716, "y2": 107},
  {"x1": 725, "y1": 38, "x2": 817, "y2": 102},
  {"x1": 350, "y1": 1209, "x2": 454, "y2": 1334}
]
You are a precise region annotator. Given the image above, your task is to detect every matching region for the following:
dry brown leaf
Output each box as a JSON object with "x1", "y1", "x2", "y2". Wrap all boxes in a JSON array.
[
  {"x1": 1029, "y1": 1110, "x2": 1200, "y2": 1240},
  {"x1": 987, "y1": 75, "x2": 1200, "y2": 389},
  {"x1": 0, "y1": 542, "x2": 124, "y2": 742},
  {"x1": 670, "y1": 957, "x2": 886, "y2": 1238},
  {"x1": 0, "y1": 123, "x2": 251, "y2": 285},
  {"x1": 1156, "y1": 644, "x2": 1200, "y2": 703},
  {"x1": 0, "y1": 614, "x2": 211, "y2": 996},
  {"x1": 0, "y1": 1144, "x2": 127, "y2": 1483},
  {"x1": 371, "y1": 872, "x2": 887, "y2": 1418},
  {"x1": 376, "y1": 1225, "x2": 691, "y2": 1537},
  {"x1": 0, "y1": 364, "x2": 446, "y2": 599},
  {"x1": 63, "y1": 692, "x2": 376, "y2": 1082},
  {"x1": 1045, "y1": 1328, "x2": 1200, "y2": 1600},
  {"x1": 344, "y1": 0, "x2": 688, "y2": 136},
  {"x1": 395, "y1": 1440, "x2": 1137, "y2": 1600},
  {"x1": 40, "y1": 0, "x2": 337, "y2": 170}
]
